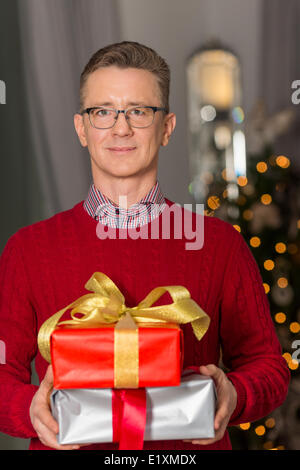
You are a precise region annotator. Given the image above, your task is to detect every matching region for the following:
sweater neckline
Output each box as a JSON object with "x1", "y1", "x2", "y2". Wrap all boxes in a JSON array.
[{"x1": 73, "y1": 197, "x2": 175, "y2": 235}]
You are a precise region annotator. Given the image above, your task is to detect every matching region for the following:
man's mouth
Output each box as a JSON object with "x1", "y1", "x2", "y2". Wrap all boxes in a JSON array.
[{"x1": 107, "y1": 146, "x2": 136, "y2": 153}]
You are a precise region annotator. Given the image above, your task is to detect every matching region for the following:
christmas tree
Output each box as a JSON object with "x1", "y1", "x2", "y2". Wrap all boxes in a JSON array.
[{"x1": 201, "y1": 103, "x2": 300, "y2": 450}]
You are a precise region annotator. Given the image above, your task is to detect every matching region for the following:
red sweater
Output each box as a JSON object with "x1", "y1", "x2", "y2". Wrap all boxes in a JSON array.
[{"x1": 0, "y1": 198, "x2": 290, "y2": 450}]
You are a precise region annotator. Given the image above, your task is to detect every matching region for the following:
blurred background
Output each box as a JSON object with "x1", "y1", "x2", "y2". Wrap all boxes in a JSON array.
[{"x1": 0, "y1": 0, "x2": 300, "y2": 450}]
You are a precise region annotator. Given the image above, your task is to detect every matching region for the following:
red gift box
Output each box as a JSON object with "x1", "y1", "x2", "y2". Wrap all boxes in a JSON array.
[
  {"x1": 38, "y1": 273, "x2": 210, "y2": 390},
  {"x1": 51, "y1": 321, "x2": 183, "y2": 390}
]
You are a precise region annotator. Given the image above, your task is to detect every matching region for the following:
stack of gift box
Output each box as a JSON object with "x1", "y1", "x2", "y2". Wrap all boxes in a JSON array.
[{"x1": 38, "y1": 272, "x2": 216, "y2": 449}]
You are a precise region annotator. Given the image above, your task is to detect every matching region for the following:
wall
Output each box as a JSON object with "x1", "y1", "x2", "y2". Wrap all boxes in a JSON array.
[
  {"x1": 0, "y1": 0, "x2": 263, "y2": 450},
  {"x1": 117, "y1": 0, "x2": 263, "y2": 205}
]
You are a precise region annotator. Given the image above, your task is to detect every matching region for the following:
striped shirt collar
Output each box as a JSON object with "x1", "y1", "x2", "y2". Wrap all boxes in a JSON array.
[{"x1": 83, "y1": 181, "x2": 167, "y2": 229}]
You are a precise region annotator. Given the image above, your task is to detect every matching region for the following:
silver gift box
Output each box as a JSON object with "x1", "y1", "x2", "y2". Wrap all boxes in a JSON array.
[{"x1": 51, "y1": 373, "x2": 216, "y2": 445}]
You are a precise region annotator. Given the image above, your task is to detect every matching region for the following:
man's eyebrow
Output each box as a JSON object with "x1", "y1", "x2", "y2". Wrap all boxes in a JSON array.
[
  {"x1": 90, "y1": 101, "x2": 148, "y2": 107},
  {"x1": 126, "y1": 102, "x2": 148, "y2": 107},
  {"x1": 92, "y1": 102, "x2": 114, "y2": 107}
]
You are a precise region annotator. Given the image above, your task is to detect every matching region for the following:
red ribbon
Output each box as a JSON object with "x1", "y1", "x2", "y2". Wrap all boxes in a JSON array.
[
  {"x1": 112, "y1": 388, "x2": 147, "y2": 450},
  {"x1": 111, "y1": 365, "x2": 198, "y2": 450}
]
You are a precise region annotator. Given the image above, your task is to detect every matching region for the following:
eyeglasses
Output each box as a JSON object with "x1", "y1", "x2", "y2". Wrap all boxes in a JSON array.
[{"x1": 81, "y1": 106, "x2": 167, "y2": 129}]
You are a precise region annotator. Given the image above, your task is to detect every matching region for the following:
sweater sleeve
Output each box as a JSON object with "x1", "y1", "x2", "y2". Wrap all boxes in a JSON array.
[
  {"x1": 219, "y1": 229, "x2": 290, "y2": 426},
  {"x1": 0, "y1": 233, "x2": 39, "y2": 438}
]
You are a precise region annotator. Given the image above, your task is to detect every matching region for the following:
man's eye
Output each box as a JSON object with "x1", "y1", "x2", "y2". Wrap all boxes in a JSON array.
[
  {"x1": 130, "y1": 108, "x2": 145, "y2": 116},
  {"x1": 96, "y1": 109, "x2": 112, "y2": 117}
]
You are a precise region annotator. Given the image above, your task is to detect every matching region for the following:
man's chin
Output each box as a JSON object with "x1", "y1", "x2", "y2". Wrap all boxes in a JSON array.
[
  {"x1": 110, "y1": 170, "x2": 144, "y2": 179},
  {"x1": 103, "y1": 167, "x2": 146, "y2": 179}
]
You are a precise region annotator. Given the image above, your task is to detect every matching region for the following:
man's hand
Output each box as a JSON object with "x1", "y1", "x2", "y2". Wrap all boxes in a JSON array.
[
  {"x1": 184, "y1": 364, "x2": 237, "y2": 446},
  {"x1": 29, "y1": 365, "x2": 80, "y2": 450}
]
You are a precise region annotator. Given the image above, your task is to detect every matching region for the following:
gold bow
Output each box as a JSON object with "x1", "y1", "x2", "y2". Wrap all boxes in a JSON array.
[{"x1": 38, "y1": 272, "x2": 210, "y2": 366}]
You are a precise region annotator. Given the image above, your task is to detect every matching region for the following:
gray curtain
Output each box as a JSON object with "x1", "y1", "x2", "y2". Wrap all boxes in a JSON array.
[
  {"x1": 0, "y1": 0, "x2": 120, "y2": 450},
  {"x1": 0, "y1": 1, "x2": 43, "y2": 252},
  {"x1": 261, "y1": 0, "x2": 300, "y2": 170},
  {"x1": 260, "y1": 0, "x2": 300, "y2": 450},
  {"x1": 17, "y1": 0, "x2": 121, "y2": 218},
  {"x1": 261, "y1": 0, "x2": 300, "y2": 114}
]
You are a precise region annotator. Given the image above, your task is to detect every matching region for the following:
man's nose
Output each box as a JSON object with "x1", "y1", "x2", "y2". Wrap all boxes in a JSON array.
[{"x1": 112, "y1": 111, "x2": 133, "y2": 136}]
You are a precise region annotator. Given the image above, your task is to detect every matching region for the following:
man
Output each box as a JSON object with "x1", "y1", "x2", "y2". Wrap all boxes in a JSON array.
[{"x1": 0, "y1": 41, "x2": 290, "y2": 450}]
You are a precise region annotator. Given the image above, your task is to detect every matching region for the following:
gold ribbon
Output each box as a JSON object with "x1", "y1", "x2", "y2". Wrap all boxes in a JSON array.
[
  {"x1": 38, "y1": 272, "x2": 210, "y2": 386},
  {"x1": 114, "y1": 312, "x2": 139, "y2": 388}
]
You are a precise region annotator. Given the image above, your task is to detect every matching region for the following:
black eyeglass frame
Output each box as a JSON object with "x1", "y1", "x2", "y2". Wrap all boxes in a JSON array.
[{"x1": 81, "y1": 105, "x2": 168, "y2": 129}]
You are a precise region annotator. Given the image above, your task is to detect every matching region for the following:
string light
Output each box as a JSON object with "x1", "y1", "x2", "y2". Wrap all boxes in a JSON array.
[
  {"x1": 243, "y1": 209, "x2": 253, "y2": 221},
  {"x1": 265, "y1": 418, "x2": 276, "y2": 428},
  {"x1": 264, "y1": 259, "x2": 275, "y2": 271},
  {"x1": 275, "y1": 156, "x2": 290, "y2": 168},
  {"x1": 233, "y1": 225, "x2": 241, "y2": 232},
  {"x1": 287, "y1": 243, "x2": 298, "y2": 255},
  {"x1": 221, "y1": 169, "x2": 228, "y2": 180},
  {"x1": 202, "y1": 171, "x2": 214, "y2": 184},
  {"x1": 250, "y1": 236, "x2": 261, "y2": 248},
  {"x1": 282, "y1": 352, "x2": 292, "y2": 363},
  {"x1": 242, "y1": 184, "x2": 255, "y2": 196},
  {"x1": 239, "y1": 423, "x2": 251, "y2": 430},
  {"x1": 263, "y1": 283, "x2": 270, "y2": 294},
  {"x1": 288, "y1": 360, "x2": 299, "y2": 371},
  {"x1": 237, "y1": 176, "x2": 248, "y2": 187},
  {"x1": 207, "y1": 196, "x2": 220, "y2": 210},
  {"x1": 275, "y1": 312, "x2": 286, "y2": 324},
  {"x1": 277, "y1": 277, "x2": 288, "y2": 288},
  {"x1": 275, "y1": 242, "x2": 286, "y2": 254},
  {"x1": 255, "y1": 425, "x2": 266, "y2": 436},
  {"x1": 204, "y1": 210, "x2": 215, "y2": 217},
  {"x1": 263, "y1": 441, "x2": 274, "y2": 450},
  {"x1": 261, "y1": 194, "x2": 272, "y2": 205},
  {"x1": 283, "y1": 352, "x2": 299, "y2": 370},
  {"x1": 290, "y1": 322, "x2": 300, "y2": 334},
  {"x1": 275, "y1": 182, "x2": 286, "y2": 192},
  {"x1": 256, "y1": 162, "x2": 268, "y2": 173}
]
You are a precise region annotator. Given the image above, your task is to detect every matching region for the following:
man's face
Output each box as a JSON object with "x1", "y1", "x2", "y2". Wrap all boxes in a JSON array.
[{"x1": 74, "y1": 66, "x2": 176, "y2": 181}]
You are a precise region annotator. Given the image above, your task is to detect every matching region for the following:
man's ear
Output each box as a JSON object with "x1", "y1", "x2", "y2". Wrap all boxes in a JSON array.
[
  {"x1": 74, "y1": 113, "x2": 88, "y2": 147},
  {"x1": 161, "y1": 113, "x2": 176, "y2": 147}
]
